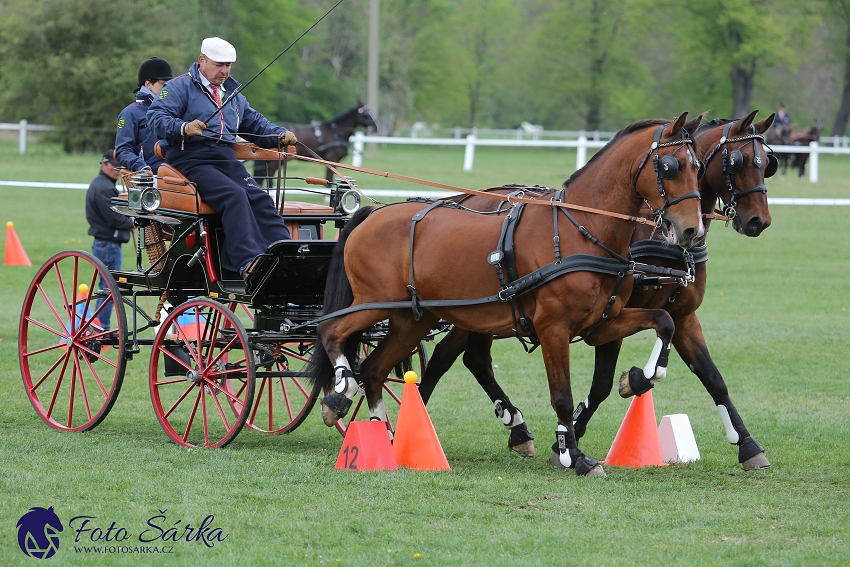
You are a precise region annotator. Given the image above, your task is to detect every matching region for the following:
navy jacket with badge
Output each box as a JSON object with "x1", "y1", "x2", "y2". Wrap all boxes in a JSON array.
[
  {"x1": 115, "y1": 90, "x2": 164, "y2": 171},
  {"x1": 147, "y1": 62, "x2": 286, "y2": 148}
]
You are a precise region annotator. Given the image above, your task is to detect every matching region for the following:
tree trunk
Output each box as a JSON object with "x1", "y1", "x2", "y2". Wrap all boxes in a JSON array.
[
  {"x1": 728, "y1": 25, "x2": 756, "y2": 118},
  {"x1": 832, "y1": 24, "x2": 850, "y2": 136},
  {"x1": 584, "y1": 0, "x2": 608, "y2": 131}
]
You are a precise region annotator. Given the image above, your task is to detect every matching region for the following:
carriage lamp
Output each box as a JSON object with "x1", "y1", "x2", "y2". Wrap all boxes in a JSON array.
[
  {"x1": 140, "y1": 188, "x2": 162, "y2": 212},
  {"x1": 339, "y1": 189, "x2": 361, "y2": 214},
  {"x1": 128, "y1": 172, "x2": 161, "y2": 213}
]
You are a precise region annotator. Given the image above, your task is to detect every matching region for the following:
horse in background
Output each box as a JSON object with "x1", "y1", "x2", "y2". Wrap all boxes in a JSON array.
[
  {"x1": 253, "y1": 102, "x2": 378, "y2": 185},
  {"x1": 768, "y1": 121, "x2": 823, "y2": 177}
]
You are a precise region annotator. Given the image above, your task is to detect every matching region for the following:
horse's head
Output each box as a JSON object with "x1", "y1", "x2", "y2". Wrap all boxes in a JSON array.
[
  {"x1": 632, "y1": 112, "x2": 705, "y2": 249},
  {"x1": 697, "y1": 110, "x2": 774, "y2": 236},
  {"x1": 356, "y1": 101, "x2": 379, "y2": 133}
]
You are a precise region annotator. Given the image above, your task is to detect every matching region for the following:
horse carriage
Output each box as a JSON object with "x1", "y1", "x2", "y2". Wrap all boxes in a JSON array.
[{"x1": 18, "y1": 141, "x2": 428, "y2": 448}]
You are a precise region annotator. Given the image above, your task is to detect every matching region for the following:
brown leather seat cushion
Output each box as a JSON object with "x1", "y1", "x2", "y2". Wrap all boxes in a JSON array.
[{"x1": 156, "y1": 163, "x2": 216, "y2": 214}]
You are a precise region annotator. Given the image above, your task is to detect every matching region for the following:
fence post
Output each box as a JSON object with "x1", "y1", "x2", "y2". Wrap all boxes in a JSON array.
[
  {"x1": 576, "y1": 131, "x2": 588, "y2": 170},
  {"x1": 19, "y1": 119, "x2": 28, "y2": 155},
  {"x1": 809, "y1": 141, "x2": 819, "y2": 183},
  {"x1": 463, "y1": 134, "x2": 476, "y2": 172},
  {"x1": 352, "y1": 131, "x2": 365, "y2": 167}
]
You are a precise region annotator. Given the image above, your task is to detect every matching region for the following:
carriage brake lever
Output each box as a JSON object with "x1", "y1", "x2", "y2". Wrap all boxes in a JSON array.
[{"x1": 186, "y1": 246, "x2": 206, "y2": 267}]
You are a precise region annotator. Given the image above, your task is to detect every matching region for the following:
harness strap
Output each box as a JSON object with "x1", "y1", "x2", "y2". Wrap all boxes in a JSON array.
[{"x1": 408, "y1": 200, "x2": 448, "y2": 320}]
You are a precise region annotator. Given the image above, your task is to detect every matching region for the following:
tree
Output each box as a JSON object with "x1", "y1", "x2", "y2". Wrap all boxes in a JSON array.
[
  {"x1": 0, "y1": 0, "x2": 192, "y2": 152},
  {"x1": 827, "y1": 0, "x2": 850, "y2": 135},
  {"x1": 666, "y1": 0, "x2": 814, "y2": 119}
]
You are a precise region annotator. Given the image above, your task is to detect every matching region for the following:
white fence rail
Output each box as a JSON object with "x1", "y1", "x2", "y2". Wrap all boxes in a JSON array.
[
  {"x1": 353, "y1": 132, "x2": 841, "y2": 183},
  {"x1": 0, "y1": 120, "x2": 56, "y2": 155}
]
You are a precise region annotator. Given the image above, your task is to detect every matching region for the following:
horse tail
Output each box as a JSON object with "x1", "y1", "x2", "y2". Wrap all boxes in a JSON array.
[{"x1": 307, "y1": 206, "x2": 376, "y2": 389}]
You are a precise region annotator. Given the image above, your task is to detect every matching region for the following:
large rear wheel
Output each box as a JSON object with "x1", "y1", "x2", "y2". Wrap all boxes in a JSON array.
[
  {"x1": 149, "y1": 298, "x2": 254, "y2": 448},
  {"x1": 19, "y1": 250, "x2": 127, "y2": 431}
]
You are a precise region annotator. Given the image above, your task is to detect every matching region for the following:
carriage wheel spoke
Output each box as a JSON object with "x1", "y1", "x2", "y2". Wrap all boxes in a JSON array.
[
  {"x1": 37, "y1": 284, "x2": 72, "y2": 336},
  {"x1": 162, "y1": 382, "x2": 198, "y2": 420},
  {"x1": 205, "y1": 376, "x2": 246, "y2": 407},
  {"x1": 80, "y1": 347, "x2": 109, "y2": 398},
  {"x1": 75, "y1": 342, "x2": 118, "y2": 369},
  {"x1": 52, "y1": 263, "x2": 74, "y2": 335},
  {"x1": 207, "y1": 379, "x2": 232, "y2": 433},
  {"x1": 201, "y1": 384, "x2": 210, "y2": 446},
  {"x1": 24, "y1": 338, "x2": 68, "y2": 359},
  {"x1": 157, "y1": 343, "x2": 194, "y2": 374},
  {"x1": 72, "y1": 353, "x2": 94, "y2": 422},
  {"x1": 24, "y1": 315, "x2": 66, "y2": 340},
  {"x1": 181, "y1": 387, "x2": 203, "y2": 443},
  {"x1": 45, "y1": 352, "x2": 73, "y2": 419},
  {"x1": 249, "y1": 378, "x2": 267, "y2": 428},
  {"x1": 67, "y1": 354, "x2": 78, "y2": 428},
  {"x1": 31, "y1": 348, "x2": 72, "y2": 393},
  {"x1": 204, "y1": 310, "x2": 221, "y2": 367},
  {"x1": 206, "y1": 335, "x2": 240, "y2": 370}
]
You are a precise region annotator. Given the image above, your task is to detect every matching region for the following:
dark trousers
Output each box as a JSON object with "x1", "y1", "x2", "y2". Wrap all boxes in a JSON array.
[{"x1": 166, "y1": 144, "x2": 290, "y2": 272}]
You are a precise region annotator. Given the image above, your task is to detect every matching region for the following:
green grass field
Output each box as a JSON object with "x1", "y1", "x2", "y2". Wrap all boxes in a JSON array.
[{"x1": 1, "y1": 140, "x2": 849, "y2": 566}]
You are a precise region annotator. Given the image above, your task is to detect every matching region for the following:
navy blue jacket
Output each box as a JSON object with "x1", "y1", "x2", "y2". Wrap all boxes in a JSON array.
[
  {"x1": 115, "y1": 90, "x2": 164, "y2": 171},
  {"x1": 147, "y1": 62, "x2": 287, "y2": 149},
  {"x1": 85, "y1": 171, "x2": 134, "y2": 243}
]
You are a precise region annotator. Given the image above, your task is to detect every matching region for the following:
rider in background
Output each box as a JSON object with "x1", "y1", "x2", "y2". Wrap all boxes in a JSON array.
[
  {"x1": 775, "y1": 103, "x2": 792, "y2": 129},
  {"x1": 147, "y1": 37, "x2": 295, "y2": 286},
  {"x1": 115, "y1": 57, "x2": 173, "y2": 172}
]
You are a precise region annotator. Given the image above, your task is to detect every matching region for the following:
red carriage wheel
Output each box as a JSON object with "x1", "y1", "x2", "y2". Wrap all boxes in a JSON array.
[
  {"x1": 149, "y1": 298, "x2": 255, "y2": 448},
  {"x1": 329, "y1": 340, "x2": 429, "y2": 436},
  {"x1": 19, "y1": 250, "x2": 128, "y2": 431},
  {"x1": 223, "y1": 303, "x2": 321, "y2": 434}
]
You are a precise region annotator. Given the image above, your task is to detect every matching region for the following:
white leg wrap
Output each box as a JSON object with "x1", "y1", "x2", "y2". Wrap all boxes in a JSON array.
[
  {"x1": 494, "y1": 400, "x2": 524, "y2": 428},
  {"x1": 369, "y1": 400, "x2": 388, "y2": 422},
  {"x1": 643, "y1": 337, "x2": 664, "y2": 380},
  {"x1": 717, "y1": 404, "x2": 740, "y2": 444},
  {"x1": 333, "y1": 357, "x2": 358, "y2": 398},
  {"x1": 557, "y1": 423, "x2": 573, "y2": 468}
]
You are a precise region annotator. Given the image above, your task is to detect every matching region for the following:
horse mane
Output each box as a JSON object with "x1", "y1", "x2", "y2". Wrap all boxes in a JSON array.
[
  {"x1": 327, "y1": 104, "x2": 362, "y2": 125},
  {"x1": 561, "y1": 118, "x2": 673, "y2": 189}
]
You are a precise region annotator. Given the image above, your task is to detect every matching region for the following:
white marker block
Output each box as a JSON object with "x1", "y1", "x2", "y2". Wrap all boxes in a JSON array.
[{"x1": 658, "y1": 414, "x2": 701, "y2": 464}]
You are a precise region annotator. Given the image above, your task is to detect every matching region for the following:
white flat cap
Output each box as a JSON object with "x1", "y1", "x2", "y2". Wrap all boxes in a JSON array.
[{"x1": 201, "y1": 37, "x2": 237, "y2": 63}]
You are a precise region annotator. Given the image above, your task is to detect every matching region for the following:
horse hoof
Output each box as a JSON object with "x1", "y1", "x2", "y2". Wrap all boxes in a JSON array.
[
  {"x1": 510, "y1": 440, "x2": 535, "y2": 458},
  {"x1": 547, "y1": 451, "x2": 568, "y2": 469},
  {"x1": 320, "y1": 393, "x2": 352, "y2": 427},
  {"x1": 618, "y1": 370, "x2": 634, "y2": 398},
  {"x1": 741, "y1": 452, "x2": 771, "y2": 471},
  {"x1": 582, "y1": 464, "x2": 607, "y2": 478}
]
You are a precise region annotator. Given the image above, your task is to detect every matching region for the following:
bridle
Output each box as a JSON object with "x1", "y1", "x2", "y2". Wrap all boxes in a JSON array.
[
  {"x1": 357, "y1": 106, "x2": 379, "y2": 131},
  {"x1": 701, "y1": 121, "x2": 777, "y2": 219},
  {"x1": 633, "y1": 123, "x2": 702, "y2": 227}
]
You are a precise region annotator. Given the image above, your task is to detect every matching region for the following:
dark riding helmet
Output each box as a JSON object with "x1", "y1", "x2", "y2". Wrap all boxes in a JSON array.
[{"x1": 137, "y1": 57, "x2": 174, "y2": 88}]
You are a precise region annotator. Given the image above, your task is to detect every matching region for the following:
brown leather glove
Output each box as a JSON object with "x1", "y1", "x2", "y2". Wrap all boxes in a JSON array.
[
  {"x1": 280, "y1": 130, "x2": 298, "y2": 145},
  {"x1": 184, "y1": 119, "x2": 207, "y2": 137}
]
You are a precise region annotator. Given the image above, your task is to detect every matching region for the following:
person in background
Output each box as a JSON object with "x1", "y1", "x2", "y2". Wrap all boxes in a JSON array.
[
  {"x1": 147, "y1": 37, "x2": 295, "y2": 288},
  {"x1": 115, "y1": 57, "x2": 174, "y2": 173},
  {"x1": 776, "y1": 103, "x2": 792, "y2": 128},
  {"x1": 85, "y1": 150, "x2": 134, "y2": 329}
]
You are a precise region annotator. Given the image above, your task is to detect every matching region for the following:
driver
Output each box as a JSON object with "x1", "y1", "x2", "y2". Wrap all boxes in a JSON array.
[{"x1": 147, "y1": 37, "x2": 296, "y2": 286}]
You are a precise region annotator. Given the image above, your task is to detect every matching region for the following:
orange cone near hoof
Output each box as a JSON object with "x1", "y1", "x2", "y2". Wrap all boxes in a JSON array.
[
  {"x1": 392, "y1": 371, "x2": 450, "y2": 470},
  {"x1": 4, "y1": 221, "x2": 31, "y2": 266},
  {"x1": 335, "y1": 420, "x2": 398, "y2": 471},
  {"x1": 604, "y1": 390, "x2": 665, "y2": 468}
]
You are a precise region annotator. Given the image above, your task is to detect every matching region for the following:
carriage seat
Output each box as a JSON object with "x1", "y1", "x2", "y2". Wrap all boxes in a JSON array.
[{"x1": 154, "y1": 164, "x2": 217, "y2": 215}]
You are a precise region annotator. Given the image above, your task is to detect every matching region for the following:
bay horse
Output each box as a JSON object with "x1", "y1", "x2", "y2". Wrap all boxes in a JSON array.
[
  {"x1": 768, "y1": 121, "x2": 822, "y2": 177},
  {"x1": 308, "y1": 112, "x2": 705, "y2": 477},
  {"x1": 253, "y1": 102, "x2": 378, "y2": 184},
  {"x1": 419, "y1": 110, "x2": 776, "y2": 470}
]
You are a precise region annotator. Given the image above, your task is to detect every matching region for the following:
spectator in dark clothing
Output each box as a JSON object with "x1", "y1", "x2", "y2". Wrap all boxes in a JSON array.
[
  {"x1": 115, "y1": 57, "x2": 174, "y2": 173},
  {"x1": 85, "y1": 150, "x2": 134, "y2": 329}
]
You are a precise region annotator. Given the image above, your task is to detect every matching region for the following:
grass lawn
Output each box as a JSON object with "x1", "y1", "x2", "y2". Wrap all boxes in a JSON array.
[{"x1": 0, "y1": 140, "x2": 849, "y2": 566}]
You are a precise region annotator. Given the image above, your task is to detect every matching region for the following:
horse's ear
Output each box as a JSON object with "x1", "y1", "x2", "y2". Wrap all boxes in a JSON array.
[
  {"x1": 735, "y1": 110, "x2": 758, "y2": 134},
  {"x1": 754, "y1": 113, "x2": 775, "y2": 134},
  {"x1": 664, "y1": 112, "x2": 689, "y2": 138},
  {"x1": 357, "y1": 99, "x2": 363, "y2": 106},
  {"x1": 684, "y1": 113, "x2": 704, "y2": 136}
]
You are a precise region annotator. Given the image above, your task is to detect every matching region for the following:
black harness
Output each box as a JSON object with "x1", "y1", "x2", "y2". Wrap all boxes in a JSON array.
[{"x1": 701, "y1": 122, "x2": 777, "y2": 220}]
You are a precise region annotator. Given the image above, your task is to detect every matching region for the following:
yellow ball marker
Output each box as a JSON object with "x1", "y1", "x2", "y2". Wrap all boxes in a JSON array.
[
  {"x1": 6, "y1": 221, "x2": 13, "y2": 228},
  {"x1": 403, "y1": 371, "x2": 418, "y2": 384},
  {"x1": 78, "y1": 284, "x2": 89, "y2": 295}
]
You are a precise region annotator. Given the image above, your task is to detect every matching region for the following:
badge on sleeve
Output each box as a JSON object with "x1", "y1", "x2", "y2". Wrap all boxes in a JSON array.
[
  {"x1": 117, "y1": 117, "x2": 125, "y2": 129},
  {"x1": 159, "y1": 89, "x2": 169, "y2": 99}
]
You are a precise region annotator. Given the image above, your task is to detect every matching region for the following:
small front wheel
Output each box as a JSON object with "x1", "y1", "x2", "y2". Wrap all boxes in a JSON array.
[{"x1": 149, "y1": 298, "x2": 255, "y2": 447}]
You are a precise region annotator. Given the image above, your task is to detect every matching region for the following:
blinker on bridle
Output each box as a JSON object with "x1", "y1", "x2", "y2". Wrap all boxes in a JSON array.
[
  {"x1": 634, "y1": 123, "x2": 701, "y2": 226},
  {"x1": 702, "y1": 121, "x2": 777, "y2": 219}
]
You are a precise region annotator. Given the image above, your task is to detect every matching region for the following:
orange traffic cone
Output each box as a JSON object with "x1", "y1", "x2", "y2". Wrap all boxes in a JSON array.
[
  {"x1": 392, "y1": 371, "x2": 450, "y2": 470},
  {"x1": 335, "y1": 420, "x2": 398, "y2": 471},
  {"x1": 4, "y1": 221, "x2": 31, "y2": 266},
  {"x1": 604, "y1": 390, "x2": 665, "y2": 468}
]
